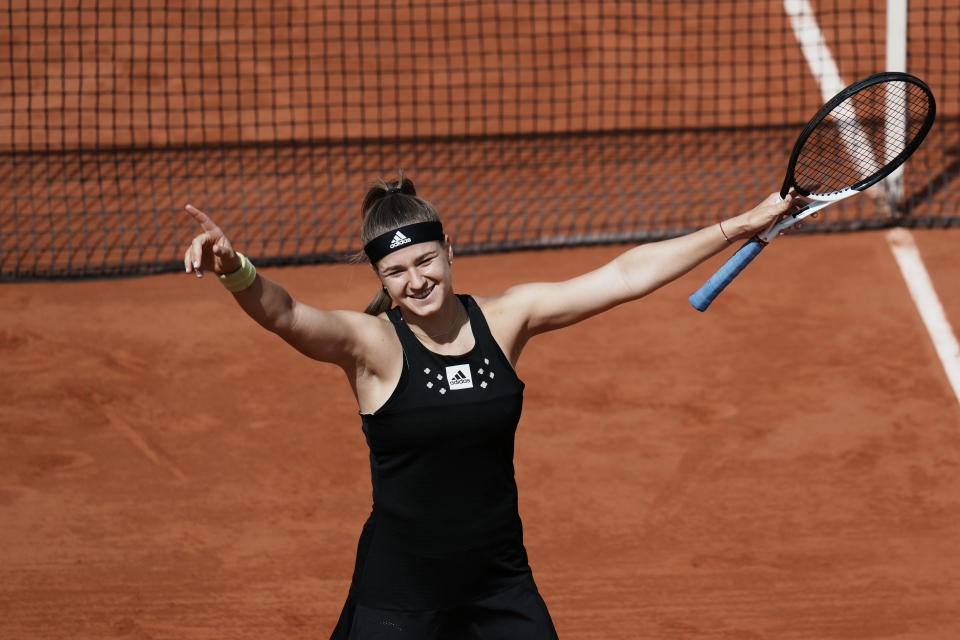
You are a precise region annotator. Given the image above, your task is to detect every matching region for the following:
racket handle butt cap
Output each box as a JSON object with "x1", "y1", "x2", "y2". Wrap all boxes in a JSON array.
[{"x1": 689, "y1": 239, "x2": 765, "y2": 311}]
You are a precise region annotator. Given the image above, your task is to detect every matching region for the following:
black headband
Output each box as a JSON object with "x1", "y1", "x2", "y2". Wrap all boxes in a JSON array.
[{"x1": 363, "y1": 221, "x2": 445, "y2": 264}]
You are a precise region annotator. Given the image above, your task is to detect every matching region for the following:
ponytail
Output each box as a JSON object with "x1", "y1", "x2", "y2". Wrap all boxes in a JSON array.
[{"x1": 364, "y1": 286, "x2": 393, "y2": 316}]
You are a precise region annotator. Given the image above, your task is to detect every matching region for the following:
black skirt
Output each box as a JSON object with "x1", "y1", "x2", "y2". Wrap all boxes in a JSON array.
[{"x1": 330, "y1": 516, "x2": 558, "y2": 640}]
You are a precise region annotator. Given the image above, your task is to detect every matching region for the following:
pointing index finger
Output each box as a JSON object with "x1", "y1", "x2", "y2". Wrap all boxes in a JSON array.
[{"x1": 185, "y1": 204, "x2": 220, "y2": 233}]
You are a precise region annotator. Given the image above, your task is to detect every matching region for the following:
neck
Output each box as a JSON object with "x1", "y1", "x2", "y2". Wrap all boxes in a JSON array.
[{"x1": 404, "y1": 295, "x2": 465, "y2": 343}]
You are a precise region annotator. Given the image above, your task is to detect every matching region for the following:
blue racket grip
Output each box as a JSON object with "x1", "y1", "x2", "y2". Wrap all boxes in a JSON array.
[{"x1": 689, "y1": 238, "x2": 765, "y2": 311}]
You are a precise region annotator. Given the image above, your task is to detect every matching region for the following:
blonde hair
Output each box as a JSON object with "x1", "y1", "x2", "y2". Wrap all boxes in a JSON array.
[{"x1": 356, "y1": 170, "x2": 442, "y2": 315}]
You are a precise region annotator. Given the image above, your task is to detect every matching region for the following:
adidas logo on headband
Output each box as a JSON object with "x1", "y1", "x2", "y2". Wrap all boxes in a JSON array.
[
  {"x1": 363, "y1": 221, "x2": 445, "y2": 264},
  {"x1": 389, "y1": 231, "x2": 412, "y2": 249}
]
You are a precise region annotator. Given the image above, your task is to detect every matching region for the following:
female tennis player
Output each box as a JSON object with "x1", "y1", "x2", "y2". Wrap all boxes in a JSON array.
[{"x1": 183, "y1": 173, "x2": 794, "y2": 639}]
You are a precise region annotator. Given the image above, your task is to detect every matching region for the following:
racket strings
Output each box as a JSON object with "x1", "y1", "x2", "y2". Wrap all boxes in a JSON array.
[{"x1": 794, "y1": 81, "x2": 931, "y2": 196}]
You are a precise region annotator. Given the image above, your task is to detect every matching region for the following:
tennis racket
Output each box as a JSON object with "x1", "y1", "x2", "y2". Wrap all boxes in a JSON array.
[{"x1": 689, "y1": 71, "x2": 936, "y2": 311}]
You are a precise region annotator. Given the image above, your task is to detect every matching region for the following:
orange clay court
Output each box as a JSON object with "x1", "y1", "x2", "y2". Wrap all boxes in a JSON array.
[
  {"x1": 2, "y1": 228, "x2": 960, "y2": 639},
  {"x1": 2, "y1": 1, "x2": 960, "y2": 638}
]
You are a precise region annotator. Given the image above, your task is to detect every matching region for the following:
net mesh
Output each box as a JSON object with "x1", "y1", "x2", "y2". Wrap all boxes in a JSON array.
[{"x1": 2, "y1": 1, "x2": 958, "y2": 280}]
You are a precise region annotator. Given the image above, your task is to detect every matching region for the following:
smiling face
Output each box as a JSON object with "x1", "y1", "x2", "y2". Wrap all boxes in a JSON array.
[{"x1": 375, "y1": 239, "x2": 454, "y2": 317}]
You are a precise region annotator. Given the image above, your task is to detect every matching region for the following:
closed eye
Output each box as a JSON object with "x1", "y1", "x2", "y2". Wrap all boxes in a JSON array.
[{"x1": 378, "y1": 250, "x2": 438, "y2": 276}]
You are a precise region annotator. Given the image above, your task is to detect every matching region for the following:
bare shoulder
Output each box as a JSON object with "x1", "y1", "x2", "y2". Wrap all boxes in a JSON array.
[
  {"x1": 349, "y1": 309, "x2": 404, "y2": 384},
  {"x1": 473, "y1": 281, "x2": 562, "y2": 329},
  {"x1": 471, "y1": 286, "x2": 543, "y2": 365},
  {"x1": 334, "y1": 308, "x2": 400, "y2": 361},
  {"x1": 300, "y1": 307, "x2": 403, "y2": 412},
  {"x1": 472, "y1": 284, "x2": 539, "y2": 322}
]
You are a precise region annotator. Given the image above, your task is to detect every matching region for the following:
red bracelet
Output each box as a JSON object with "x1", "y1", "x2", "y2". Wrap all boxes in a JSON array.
[{"x1": 718, "y1": 220, "x2": 731, "y2": 242}]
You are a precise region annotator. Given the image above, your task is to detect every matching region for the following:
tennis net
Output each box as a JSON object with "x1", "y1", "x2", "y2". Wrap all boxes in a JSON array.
[{"x1": 2, "y1": 0, "x2": 957, "y2": 279}]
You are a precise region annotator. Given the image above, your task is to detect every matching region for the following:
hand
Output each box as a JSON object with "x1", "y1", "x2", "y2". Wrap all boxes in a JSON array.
[
  {"x1": 183, "y1": 204, "x2": 241, "y2": 277},
  {"x1": 725, "y1": 192, "x2": 803, "y2": 240}
]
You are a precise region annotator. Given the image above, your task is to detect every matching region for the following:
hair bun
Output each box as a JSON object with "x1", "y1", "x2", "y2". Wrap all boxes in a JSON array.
[
  {"x1": 393, "y1": 173, "x2": 416, "y2": 196},
  {"x1": 359, "y1": 171, "x2": 418, "y2": 220}
]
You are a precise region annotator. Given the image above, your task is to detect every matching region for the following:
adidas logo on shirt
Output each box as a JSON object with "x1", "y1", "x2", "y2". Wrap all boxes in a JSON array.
[
  {"x1": 389, "y1": 231, "x2": 412, "y2": 249},
  {"x1": 445, "y1": 364, "x2": 473, "y2": 390}
]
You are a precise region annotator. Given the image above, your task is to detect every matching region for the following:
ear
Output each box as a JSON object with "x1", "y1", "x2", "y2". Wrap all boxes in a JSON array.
[{"x1": 444, "y1": 234, "x2": 454, "y2": 264}]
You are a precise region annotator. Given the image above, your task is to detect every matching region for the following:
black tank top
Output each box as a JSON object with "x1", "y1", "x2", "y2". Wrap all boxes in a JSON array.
[{"x1": 360, "y1": 294, "x2": 525, "y2": 554}]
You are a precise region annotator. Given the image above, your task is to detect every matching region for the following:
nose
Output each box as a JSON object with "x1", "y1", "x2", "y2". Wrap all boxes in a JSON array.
[{"x1": 407, "y1": 267, "x2": 427, "y2": 290}]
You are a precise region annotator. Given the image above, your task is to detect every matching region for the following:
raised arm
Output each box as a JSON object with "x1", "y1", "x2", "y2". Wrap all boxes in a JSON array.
[
  {"x1": 486, "y1": 193, "x2": 794, "y2": 347},
  {"x1": 182, "y1": 204, "x2": 381, "y2": 367}
]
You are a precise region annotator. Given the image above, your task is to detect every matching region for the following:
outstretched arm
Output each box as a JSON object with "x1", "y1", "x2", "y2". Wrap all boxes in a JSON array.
[
  {"x1": 492, "y1": 193, "x2": 795, "y2": 339},
  {"x1": 182, "y1": 204, "x2": 374, "y2": 366}
]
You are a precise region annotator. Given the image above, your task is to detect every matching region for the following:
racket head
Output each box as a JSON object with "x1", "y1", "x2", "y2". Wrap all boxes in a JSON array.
[{"x1": 780, "y1": 72, "x2": 936, "y2": 199}]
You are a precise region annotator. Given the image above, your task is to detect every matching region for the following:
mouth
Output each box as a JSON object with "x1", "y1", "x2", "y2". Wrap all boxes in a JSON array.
[{"x1": 408, "y1": 284, "x2": 435, "y2": 301}]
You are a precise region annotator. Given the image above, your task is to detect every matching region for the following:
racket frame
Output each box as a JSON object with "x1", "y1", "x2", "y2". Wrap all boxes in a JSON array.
[{"x1": 779, "y1": 71, "x2": 935, "y2": 201}]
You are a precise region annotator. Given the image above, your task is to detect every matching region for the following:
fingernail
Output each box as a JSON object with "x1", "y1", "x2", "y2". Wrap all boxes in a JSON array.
[
  {"x1": 193, "y1": 260, "x2": 200, "y2": 269},
  {"x1": 195, "y1": 268, "x2": 202, "y2": 278}
]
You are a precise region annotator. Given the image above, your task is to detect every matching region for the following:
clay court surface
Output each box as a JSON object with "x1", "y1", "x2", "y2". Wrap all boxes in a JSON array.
[{"x1": 2, "y1": 228, "x2": 959, "y2": 639}]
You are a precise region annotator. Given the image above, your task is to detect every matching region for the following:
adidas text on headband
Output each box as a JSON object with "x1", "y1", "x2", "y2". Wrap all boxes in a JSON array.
[{"x1": 363, "y1": 221, "x2": 445, "y2": 264}]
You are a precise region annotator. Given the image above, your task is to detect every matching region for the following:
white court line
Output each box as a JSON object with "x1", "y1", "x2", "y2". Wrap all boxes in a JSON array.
[
  {"x1": 783, "y1": 0, "x2": 846, "y2": 102},
  {"x1": 782, "y1": 1, "x2": 874, "y2": 181},
  {"x1": 886, "y1": 228, "x2": 960, "y2": 405},
  {"x1": 784, "y1": 0, "x2": 888, "y2": 205},
  {"x1": 884, "y1": 0, "x2": 908, "y2": 202}
]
